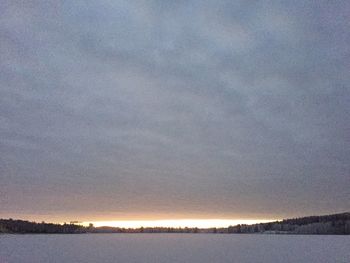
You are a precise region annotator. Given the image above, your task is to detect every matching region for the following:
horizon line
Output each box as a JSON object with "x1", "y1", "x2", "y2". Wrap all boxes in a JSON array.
[{"x1": 79, "y1": 219, "x2": 277, "y2": 228}]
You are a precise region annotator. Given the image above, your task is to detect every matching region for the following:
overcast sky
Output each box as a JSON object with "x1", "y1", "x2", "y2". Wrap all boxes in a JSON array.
[{"x1": 1, "y1": 1, "x2": 349, "y2": 221}]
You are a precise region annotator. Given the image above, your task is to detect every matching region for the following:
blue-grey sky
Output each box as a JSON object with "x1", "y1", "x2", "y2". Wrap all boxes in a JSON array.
[{"x1": 1, "y1": 0, "x2": 349, "y2": 221}]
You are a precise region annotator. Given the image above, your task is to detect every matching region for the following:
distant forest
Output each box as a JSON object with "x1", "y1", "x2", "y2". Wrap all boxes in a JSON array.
[
  {"x1": 227, "y1": 212, "x2": 350, "y2": 235},
  {"x1": 1, "y1": 212, "x2": 349, "y2": 235}
]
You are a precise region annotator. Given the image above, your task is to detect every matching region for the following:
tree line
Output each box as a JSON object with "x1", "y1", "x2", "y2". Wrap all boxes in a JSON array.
[
  {"x1": 227, "y1": 212, "x2": 350, "y2": 234},
  {"x1": 1, "y1": 212, "x2": 349, "y2": 234},
  {"x1": 0, "y1": 219, "x2": 88, "y2": 234}
]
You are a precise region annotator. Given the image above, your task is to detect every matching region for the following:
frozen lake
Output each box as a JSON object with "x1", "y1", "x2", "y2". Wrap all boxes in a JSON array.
[{"x1": 1, "y1": 234, "x2": 349, "y2": 263}]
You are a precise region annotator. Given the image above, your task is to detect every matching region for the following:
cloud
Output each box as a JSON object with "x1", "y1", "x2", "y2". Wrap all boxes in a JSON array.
[{"x1": 1, "y1": 0, "x2": 349, "y2": 219}]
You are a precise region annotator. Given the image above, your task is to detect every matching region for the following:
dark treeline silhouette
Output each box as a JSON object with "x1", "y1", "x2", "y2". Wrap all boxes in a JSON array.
[
  {"x1": 1, "y1": 212, "x2": 349, "y2": 235},
  {"x1": 0, "y1": 219, "x2": 88, "y2": 234},
  {"x1": 228, "y1": 212, "x2": 350, "y2": 234},
  {"x1": 89, "y1": 226, "x2": 206, "y2": 234}
]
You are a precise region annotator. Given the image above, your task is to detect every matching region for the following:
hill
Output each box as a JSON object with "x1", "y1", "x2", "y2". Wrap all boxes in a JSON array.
[{"x1": 227, "y1": 212, "x2": 350, "y2": 234}]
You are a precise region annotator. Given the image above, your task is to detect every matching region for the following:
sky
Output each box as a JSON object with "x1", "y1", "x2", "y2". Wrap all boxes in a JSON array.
[{"x1": 1, "y1": 1, "x2": 349, "y2": 225}]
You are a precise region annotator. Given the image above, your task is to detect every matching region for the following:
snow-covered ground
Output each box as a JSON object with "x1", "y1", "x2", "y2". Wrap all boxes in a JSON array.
[{"x1": 1, "y1": 233, "x2": 349, "y2": 263}]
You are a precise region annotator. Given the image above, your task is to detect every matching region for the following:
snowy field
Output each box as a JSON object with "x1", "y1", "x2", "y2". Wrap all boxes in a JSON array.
[{"x1": 1, "y1": 233, "x2": 349, "y2": 263}]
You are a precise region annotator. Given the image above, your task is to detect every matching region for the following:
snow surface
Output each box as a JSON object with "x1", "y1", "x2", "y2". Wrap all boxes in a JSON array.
[{"x1": 0, "y1": 234, "x2": 349, "y2": 263}]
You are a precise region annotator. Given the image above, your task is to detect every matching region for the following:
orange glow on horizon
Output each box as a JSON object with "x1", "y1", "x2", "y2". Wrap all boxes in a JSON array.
[{"x1": 81, "y1": 219, "x2": 276, "y2": 228}]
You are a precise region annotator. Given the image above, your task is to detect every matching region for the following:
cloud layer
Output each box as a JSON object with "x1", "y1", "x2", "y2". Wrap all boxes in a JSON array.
[{"x1": 1, "y1": 0, "x2": 349, "y2": 220}]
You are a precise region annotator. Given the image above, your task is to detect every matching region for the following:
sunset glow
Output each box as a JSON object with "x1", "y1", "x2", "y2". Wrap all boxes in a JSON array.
[{"x1": 82, "y1": 219, "x2": 275, "y2": 228}]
